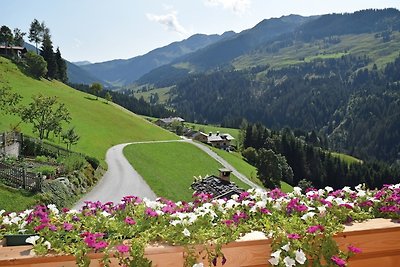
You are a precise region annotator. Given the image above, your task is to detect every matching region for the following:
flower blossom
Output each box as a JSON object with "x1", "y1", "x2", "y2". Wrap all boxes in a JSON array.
[
  {"x1": 348, "y1": 245, "x2": 362, "y2": 254},
  {"x1": 183, "y1": 228, "x2": 191, "y2": 237},
  {"x1": 295, "y1": 249, "x2": 306, "y2": 264},
  {"x1": 287, "y1": 233, "x2": 301, "y2": 239},
  {"x1": 283, "y1": 256, "x2": 296, "y2": 267},
  {"x1": 124, "y1": 216, "x2": 136, "y2": 225},
  {"x1": 331, "y1": 255, "x2": 346, "y2": 267},
  {"x1": 25, "y1": 235, "x2": 40, "y2": 245},
  {"x1": 116, "y1": 244, "x2": 130, "y2": 253},
  {"x1": 307, "y1": 225, "x2": 324, "y2": 233}
]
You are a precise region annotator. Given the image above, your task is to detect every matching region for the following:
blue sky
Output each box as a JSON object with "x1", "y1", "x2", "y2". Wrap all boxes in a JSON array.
[{"x1": 2, "y1": 0, "x2": 400, "y2": 63}]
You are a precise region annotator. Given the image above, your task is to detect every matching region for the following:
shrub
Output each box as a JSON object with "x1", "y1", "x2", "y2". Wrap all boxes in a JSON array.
[
  {"x1": 33, "y1": 165, "x2": 56, "y2": 178},
  {"x1": 62, "y1": 154, "x2": 86, "y2": 174},
  {"x1": 85, "y1": 156, "x2": 100, "y2": 170},
  {"x1": 35, "y1": 155, "x2": 47, "y2": 163}
]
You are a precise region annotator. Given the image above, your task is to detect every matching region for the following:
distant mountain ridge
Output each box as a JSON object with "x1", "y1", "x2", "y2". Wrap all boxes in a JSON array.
[{"x1": 80, "y1": 32, "x2": 236, "y2": 86}]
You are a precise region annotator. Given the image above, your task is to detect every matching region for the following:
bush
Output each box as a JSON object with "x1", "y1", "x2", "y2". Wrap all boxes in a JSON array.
[
  {"x1": 62, "y1": 154, "x2": 86, "y2": 174},
  {"x1": 85, "y1": 156, "x2": 100, "y2": 170},
  {"x1": 24, "y1": 51, "x2": 47, "y2": 79},
  {"x1": 33, "y1": 165, "x2": 56, "y2": 178},
  {"x1": 35, "y1": 155, "x2": 47, "y2": 163}
]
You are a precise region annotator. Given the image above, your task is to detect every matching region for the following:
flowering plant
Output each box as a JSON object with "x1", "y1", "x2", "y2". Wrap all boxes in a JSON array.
[{"x1": 0, "y1": 183, "x2": 399, "y2": 267}]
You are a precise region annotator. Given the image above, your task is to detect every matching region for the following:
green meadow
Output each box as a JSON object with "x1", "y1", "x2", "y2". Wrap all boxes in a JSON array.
[
  {"x1": 0, "y1": 57, "x2": 178, "y2": 163},
  {"x1": 123, "y1": 141, "x2": 251, "y2": 202}
]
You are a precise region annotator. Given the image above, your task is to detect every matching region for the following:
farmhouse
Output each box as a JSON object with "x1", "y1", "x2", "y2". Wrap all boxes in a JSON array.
[
  {"x1": 191, "y1": 168, "x2": 244, "y2": 199},
  {"x1": 0, "y1": 46, "x2": 27, "y2": 57},
  {"x1": 193, "y1": 131, "x2": 234, "y2": 149},
  {"x1": 155, "y1": 117, "x2": 185, "y2": 127}
]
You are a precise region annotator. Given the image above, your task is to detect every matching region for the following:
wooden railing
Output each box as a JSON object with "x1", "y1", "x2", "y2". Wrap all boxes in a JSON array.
[
  {"x1": 0, "y1": 162, "x2": 41, "y2": 191},
  {"x1": 0, "y1": 219, "x2": 399, "y2": 267}
]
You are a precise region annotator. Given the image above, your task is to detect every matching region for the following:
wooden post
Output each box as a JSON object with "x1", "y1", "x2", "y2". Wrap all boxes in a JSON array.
[
  {"x1": 36, "y1": 173, "x2": 42, "y2": 192},
  {"x1": 22, "y1": 168, "x2": 26, "y2": 190}
]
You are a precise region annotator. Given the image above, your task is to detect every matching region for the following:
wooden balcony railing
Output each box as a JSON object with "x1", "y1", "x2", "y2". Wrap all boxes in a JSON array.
[{"x1": 0, "y1": 218, "x2": 399, "y2": 267}]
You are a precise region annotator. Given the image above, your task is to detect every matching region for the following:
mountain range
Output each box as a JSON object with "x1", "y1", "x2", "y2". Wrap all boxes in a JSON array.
[{"x1": 78, "y1": 32, "x2": 236, "y2": 86}]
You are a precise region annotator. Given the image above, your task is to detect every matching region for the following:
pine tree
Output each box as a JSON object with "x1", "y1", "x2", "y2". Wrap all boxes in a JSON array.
[
  {"x1": 28, "y1": 19, "x2": 44, "y2": 54},
  {"x1": 55, "y1": 47, "x2": 67, "y2": 83},
  {"x1": 40, "y1": 31, "x2": 58, "y2": 79}
]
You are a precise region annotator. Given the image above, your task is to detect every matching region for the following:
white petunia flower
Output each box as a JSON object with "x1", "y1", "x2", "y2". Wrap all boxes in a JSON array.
[
  {"x1": 47, "y1": 204, "x2": 59, "y2": 215},
  {"x1": 281, "y1": 243, "x2": 290, "y2": 252},
  {"x1": 268, "y1": 256, "x2": 280, "y2": 266},
  {"x1": 318, "y1": 206, "x2": 326, "y2": 213},
  {"x1": 182, "y1": 228, "x2": 191, "y2": 237},
  {"x1": 11, "y1": 216, "x2": 21, "y2": 224},
  {"x1": 325, "y1": 186, "x2": 333, "y2": 193},
  {"x1": 100, "y1": 211, "x2": 111, "y2": 217},
  {"x1": 192, "y1": 263, "x2": 204, "y2": 267},
  {"x1": 43, "y1": 241, "x2": 51, "y2": 249},
  {"x1": 283, "y1": 256, "x2": 296, "y2": 267},
  {"x1": 66, "y1": 209, "x2": 79, "y2": 214},
  {"x1": 271, "y1": 249, "x2": 282, "y2": 259},
  {"x1": 25, "y1": 235, "x2": 40, "y2": 245},
  {"x1": 2, "y1": 217, "x2": 11, "y2": 225},
  {"x1": 0, "y1": 209, "x2": 5, "y2": 216},
  {"x1": 295, "y1": 249, "x2": 307, "y2": 264},
  {"x1": 293, "y1": 187, "x2": 302, "y2": 195},
  {"x1": 301, "y1": 212, "x2": 316, "y2": 221}
]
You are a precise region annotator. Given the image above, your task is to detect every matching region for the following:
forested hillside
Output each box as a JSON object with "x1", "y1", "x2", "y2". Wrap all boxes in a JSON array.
[{"x1": 169, "y1": 54, "x2": 400, "y2": 164}]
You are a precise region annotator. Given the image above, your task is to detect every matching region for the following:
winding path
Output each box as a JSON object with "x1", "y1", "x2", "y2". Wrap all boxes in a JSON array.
[
  {"x1": 73, "y1": 138, "x2": 260, "y2": 209},
  {"x1": 73, "y1": 143, "x2": 157, "y2": 209}
]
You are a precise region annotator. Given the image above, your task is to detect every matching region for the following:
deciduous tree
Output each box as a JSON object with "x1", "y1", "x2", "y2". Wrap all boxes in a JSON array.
[
  {"x1": 90, "y1": 82, "x2": 102, "y2": 100},
  {"x1": 19, "y1": 94, "x2": 71, "y2": 140},
  {"x1": 24, "y1": 51, "x2": 47, "y2": 78},
  {"x1": 61, "y1": 127, "x2": 80, "y2": 150},
  {"x1": 0, "y1": 85, "x2": 21, "y2": 114}
]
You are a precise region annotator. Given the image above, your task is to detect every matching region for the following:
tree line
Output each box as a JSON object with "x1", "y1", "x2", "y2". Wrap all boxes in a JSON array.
[
  {"x1": 69, "y1": 83, "x2": 174, "y2": 119},
  {"x1": 240, "y1": 122, "x2": 400, "y2": 190}
]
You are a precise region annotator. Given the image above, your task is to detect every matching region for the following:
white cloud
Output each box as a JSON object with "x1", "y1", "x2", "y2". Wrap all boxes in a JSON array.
[
  {"x1": 146, "y1": 10, "x2": 188, "y2": 36},
  {"x1": 73, "y1": 38, "x2": 82, "y2": 48},
  {"x1": 204, "y1": 0, "x2": 251, "y2": 14}
]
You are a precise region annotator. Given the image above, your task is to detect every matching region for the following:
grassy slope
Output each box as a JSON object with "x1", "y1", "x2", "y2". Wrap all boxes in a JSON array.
[
  {"x1": 0, "y1": 184, "x2": 41, "y2": 211},
  {"x1": 0, "y1": 57, "x2": 178, "y2": 163},
  {"x1": 123, "y1": 142, "x2": 250, "y2": 202},
  {"x1": 233, "y1": 32, "x2": 400, "y2": 70},
  {"x1": 134, "y1": 86, "x2": 174, "y2": 104},
  {"x1": 208, "y1": 147, "x2": 293, "y2": 193}
]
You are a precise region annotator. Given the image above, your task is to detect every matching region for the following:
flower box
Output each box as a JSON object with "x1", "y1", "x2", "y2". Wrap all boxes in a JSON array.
[
  {"x1": 0, "y1": 218, "x2": 399, "y2": 267},
  {"x1": 3, "y1": 234, "x2": 36, "y2": 246}
]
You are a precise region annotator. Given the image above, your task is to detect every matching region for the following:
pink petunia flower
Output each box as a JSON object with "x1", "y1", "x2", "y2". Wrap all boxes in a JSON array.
[
  {"x1": 348, "y1": 245, "x2": 362, "y2": 254},
  {"x1": 287, "y1": 233, "x2": 301, "y2": 239},
  {"x1": 116, "y1": 244, "x2": 130, "y2": 253},
  {"x1": 307, "y1": 225, "x2": 324, "y2": 233},
  {"x1": 63, "y1": 222, "x2": 73, "y2": 231},
  {"x1": 124, "y1": 216, "x2": 136, "y2": 225},
  {"x1": 331, "y1": 255, "x2": 346, "y2": 267}
]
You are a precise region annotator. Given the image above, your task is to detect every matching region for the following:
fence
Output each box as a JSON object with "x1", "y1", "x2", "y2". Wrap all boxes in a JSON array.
[
  {"x1": 21, "y1": 134, "x2": 84, "y2": 159},
  {"x1": 0, "y1": 161, "x2": 41, "y2": 191}
]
